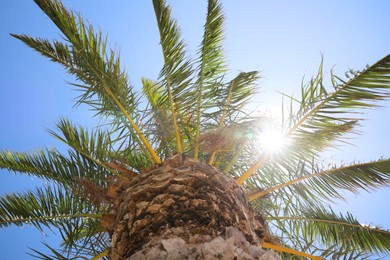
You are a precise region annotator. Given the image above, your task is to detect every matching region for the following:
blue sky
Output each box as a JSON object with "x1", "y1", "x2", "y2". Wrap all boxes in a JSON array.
[{"x1": 1, "y1": 1, "x2": 390, "y2": 259}]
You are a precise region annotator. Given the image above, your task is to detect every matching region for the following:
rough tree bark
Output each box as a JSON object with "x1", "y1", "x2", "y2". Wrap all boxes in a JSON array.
[{"x1": 103, "y1": 154, "x2": 281, "y2": 259}]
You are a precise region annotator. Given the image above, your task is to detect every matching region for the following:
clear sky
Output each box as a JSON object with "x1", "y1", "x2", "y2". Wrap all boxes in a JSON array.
[{"x1": 1, "y1": 1, "x2": 390, "y2": 259}]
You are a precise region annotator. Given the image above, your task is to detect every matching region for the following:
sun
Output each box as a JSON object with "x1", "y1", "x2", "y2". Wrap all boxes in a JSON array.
[{"x1": 259, "y1": 128, "x2": 290, "y2": 154}]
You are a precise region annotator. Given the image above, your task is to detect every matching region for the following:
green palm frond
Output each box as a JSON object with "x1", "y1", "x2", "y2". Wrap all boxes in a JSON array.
[
  {"x1": 214, "y1": 72, "x2": 260, "y2": 123},
  {"x1": 286, "y1": 55, "x2": 390, "y2": 156},
  {"x1": 142, "y1": 78, "x2": 166, "y2": 110},
  {"x1": 249, "y1": 158, "x2": 390, "y2": 202},
  {"x1": 319, "y1": 247, "x2": 371, "y2": 260},
  {"x1": 58, "y1": 219, "x2": 108, "y2": 259},
  {"x1": 1, "y1": 184, "x2": 108, "y2": 259},
  {"x1": 142, "y1": 77, "x2": 175, "y2": 157},
  {"x1": 152, "y1": 0, "x2": 193, "y2": 154},
  {"x1": 48, "y1": 118, "x2": 127, "y2": 180},
  {"x1": 0, "y1": 118, "x2": 141, "y2": 187},
  {"x1": 29, "y1": 239, "x2": 108, "y2": 260},
  {"x1": 206, "y1": 72, "x2": 259, "y2": 165},
  {"x1": 0, "y1": 185, "x2": 102, "y2": 230},
  {"x1": 12, "y1": 0, "x2": 160, "y2": 164},
  {"x1": 271, "y1": 205, "x2": 390, "y2": 256},
  {"x1": 29, "y1": 242, "x2": 77, "y2": 260},
  {"x1": 194, "y1": 0, "x2": 226, "y2": 158},
  {"x1": 0, "y1": 148, "x2": 107, "y2": 185}
]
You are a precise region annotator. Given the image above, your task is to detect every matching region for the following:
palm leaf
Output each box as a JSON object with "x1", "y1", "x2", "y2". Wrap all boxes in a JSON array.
[
  {"x1": 286, "y1": 55, "x2": 390, "y2": 155},
  {"x1": 193, "y1": 0, "x2": 226, "y2": 158},
  {"x1": 0, "y1": 148, "x2": 107, "y2": 186},
  {"x1": 152, "y1": 0, "x2": 193, "y2": 154},
  {"x1": 142, "y1": 77, "x2": 175, "y2": 157},
  {"x1": 1, "y1": 185, "x2": 107, "y2": 259},
  {"x1": 48, "y1": 118, "x2": 128, "y2": 180},
  {"x1": 58, "y1": 219, "x2": 108, "y2": 259},
  {"x1": 271, "y1": 205, "x2": 390, "y2": 255},
  {"x1": 0, "y1": 118, "x2": 141, "y2": 187},
  {"x1": 207, "y1": 72, "x2": 260, "y2": 164},
  {"x1": 29, "y1": 240, "x2": 108, "y2": 260},
  {"x1": 249, "y1": 158, "x2": 390, "y2": 202},
  {"x1": 29, "y1": 242, "x2": 76, "y2": 260},
  {"x1": 0, "y1": 185, "x2": 102, "y2": 230},
  {"x1": 12, "y1": 0, "x2": 160, "y2": 163}
]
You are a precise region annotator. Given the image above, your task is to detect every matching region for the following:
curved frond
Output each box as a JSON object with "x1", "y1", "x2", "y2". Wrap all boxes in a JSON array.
[
  {"x1": 207, "y1": 71, "x2": 260, "y2": 164},
  {"x1": 271, "y1": 205, "x2": 390, "y2": 255},
  {"x1": 48, "y1": 118, "x2": 128, "y2": 180},
  {"x1": 29, "y1": 239, "x2": 109, "y2": 260},
  {"x1": 142, "y1": 78, "x2": 176, "y2": 158},
  {"x1": 0, "y1": 148, "x2": 108, "y2": 186},
  {"x1": 58, "y1": 219, "x2": 109, "y2": 259},
  {"x1": 12, "y1": 0, "x2": 160, "y2": 163},
  {"x1": 29, "y1": 242, "x2": 77, "y2": 260},
  {"x1": 194, "y1": 0, "x2": 226, "y2": 158},
  {"x1": 153, "y1": 0, "x2": 193, "y2": 154},
  {"x1": 0, "y1": 186, "x2": 102, "y2": 230},
  {"x1": 249, "y1": 158, "x2": 390, "y2": 201},
  {"x1": 214, "y1": 71, "x2": 260, "y2": 121},
  {"x1": 287, "y1": 55, "x2": 390, "y2": 156}
]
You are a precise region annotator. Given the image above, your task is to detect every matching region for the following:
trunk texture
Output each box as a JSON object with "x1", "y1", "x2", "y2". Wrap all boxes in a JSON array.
[{"x1": 104, "y1": 154, "x2": 280, "y2": 259}]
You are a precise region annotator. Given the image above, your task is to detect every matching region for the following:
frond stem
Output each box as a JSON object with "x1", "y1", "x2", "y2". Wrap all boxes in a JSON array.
[
  {"x1": 90, "y1": 249, "x2": 108, "y2": 260},
  {"x1": 236, "y1": 154, "x2": 267, "y2": 186},
  {"x1": 154, "y1": 1, "x2": 183, "y2": 155},
  {"x1": 96, "y1": 72, "x2": 161, "y2": 164},
  {"x1": 167, "y1": 81, "x2": 183, "y2": 154},
  {"x1": 263, "y1": 242, "x2": 323, "y2": 260}
]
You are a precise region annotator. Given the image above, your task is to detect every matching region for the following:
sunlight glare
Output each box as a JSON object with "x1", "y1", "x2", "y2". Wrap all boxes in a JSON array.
[{"x1": 259, "y1": 129, "x2": 290, "y2": 154}]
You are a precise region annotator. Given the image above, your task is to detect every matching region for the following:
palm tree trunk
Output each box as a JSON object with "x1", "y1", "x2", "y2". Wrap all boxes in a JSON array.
[{"x1": 104, "y1": 154, "x2": 280, "y2": 259}]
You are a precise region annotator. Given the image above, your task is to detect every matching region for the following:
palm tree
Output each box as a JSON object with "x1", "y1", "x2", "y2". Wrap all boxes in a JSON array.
[{"x1": 1, "y1": 0, "x2": 390, "y2": 259}]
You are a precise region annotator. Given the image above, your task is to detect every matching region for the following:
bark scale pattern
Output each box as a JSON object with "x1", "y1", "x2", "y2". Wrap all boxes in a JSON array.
[{"x1": 105, "y1": 154, "x2": 278, "y2": 259}]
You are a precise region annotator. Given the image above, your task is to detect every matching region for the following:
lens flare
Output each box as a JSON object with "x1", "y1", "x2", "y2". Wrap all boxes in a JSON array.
[{"x1": 259, "y1": 129, "x2": 289, "y2": 154}]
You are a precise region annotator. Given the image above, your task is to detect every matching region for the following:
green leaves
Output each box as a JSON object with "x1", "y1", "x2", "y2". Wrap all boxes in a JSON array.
[
  {"x1": 152, "y1": 0, "x2": 193, "y2": 105},
  {"x1": 11, "y1": 8, "x2": 135, "y2": 119},
  {"x1": 0, "y1": 186, "x2": 101, "y2": 230},
  {"x1": 153, "y1": 0, "x2": 193, "y2": 153},
  {"x1": 13, "y1": 0, "x2": 161, "y2": 163},
  {"x1": 215, "y1": 71, "x2": 260, "y2": 121},
  {"x1": 0, "y1": 148, "x2": 106, "y2": 185},
  {"x1": 207, "y1": 72, "x2": 259, "y2": 164},
  {"x1": 271, "y1": 205, "x2": 390, "y2": 257},
  {"x1": 194, "y1": 0, "x2": 226, "y2": 158},
  {"x1": 249, "y1": 158, "x2": 390, "y2": 202},
  {"x1": 142, "y1": 78, "x2": 175, "y2": 156},
  {"x1": 241, "y1": 55, "x2": 390, "y2": 257},
  {"x1": 286, "y1": 55, "x2": 390, "y2": 157},
  {"x1": 304, "y1": 158, "x2": 390, "y2": 197},
  {"x1": 0, "y1": 179, "x2": 108, "y2": 259}
]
